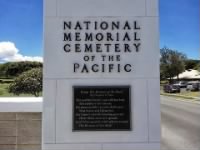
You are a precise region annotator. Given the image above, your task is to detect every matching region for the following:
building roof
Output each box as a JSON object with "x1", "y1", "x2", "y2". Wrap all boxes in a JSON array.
[{"x1": 173, "y1": 69, "x2": 200, "y2": 79}]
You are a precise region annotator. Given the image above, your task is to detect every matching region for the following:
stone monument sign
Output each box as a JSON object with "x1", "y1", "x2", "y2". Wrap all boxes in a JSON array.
[{"x1": 43, "y1": 0, "x2": 160, "y2": 150}]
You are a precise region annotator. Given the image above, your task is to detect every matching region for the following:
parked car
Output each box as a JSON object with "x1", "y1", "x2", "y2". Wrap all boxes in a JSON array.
[
  {"x1": 163, "y1": 84, "x2": 180, "y2": 93},
  {"x1": 173, "y1": 81, "x2": 187, "y2": 88},
  {"x1": 186, "y1": 81, "x2": 200, "y2": 91}
]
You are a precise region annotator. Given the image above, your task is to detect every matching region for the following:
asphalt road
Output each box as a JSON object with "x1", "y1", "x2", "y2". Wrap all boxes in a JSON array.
[{"x1": 161, "y1": 95, "x2": 200, "y2": 150}]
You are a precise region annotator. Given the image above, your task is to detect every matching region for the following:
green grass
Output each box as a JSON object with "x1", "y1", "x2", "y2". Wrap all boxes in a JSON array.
[
  {"x1": 0, "y1": 83, "x2": 10, "y2": 96},
  {"x1": 160, "y1": 90, "x2": 200, "y2": 100},
  {"x1": 0, "y1": 83, "x2": 42, "y2": 97},
  {"x1": 0, "y1": 78, "x2": 14, "y2": 81},
  {"x1": 0, "y1": 78, "x2": 14, "y2": 84},
  {"x1": 178, "y1": 91, "x2": 200, "y2": 98},
  {"x1": 161, "y1": 92, "x2": 194, "y2": 99}
]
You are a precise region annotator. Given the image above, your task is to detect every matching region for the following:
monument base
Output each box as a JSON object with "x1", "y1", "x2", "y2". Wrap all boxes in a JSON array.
[{"x1": 43, "y1": 143, "x2": 160, "y2": 150}]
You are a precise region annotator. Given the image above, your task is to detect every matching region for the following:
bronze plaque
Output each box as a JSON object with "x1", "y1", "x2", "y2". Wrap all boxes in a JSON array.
[{"x1": 73, "y1": 86, "x2": 131, "y2": 131}]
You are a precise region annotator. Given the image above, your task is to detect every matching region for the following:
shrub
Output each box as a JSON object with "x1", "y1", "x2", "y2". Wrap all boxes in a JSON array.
[{"x1": 9, "y1": 68, "x2": 42, "y2": 97}]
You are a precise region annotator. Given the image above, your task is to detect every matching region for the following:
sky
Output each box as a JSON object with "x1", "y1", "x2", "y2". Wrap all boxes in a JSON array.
[
  {"x1": 0, "y1": 0, "x2": 42, "y2": 62},
  {"x1": 0, "y1": 0, "x2": 199, "y2": 62},
  {"x1": 160, "y1": 0, "x2": 199, "y2": 59}
]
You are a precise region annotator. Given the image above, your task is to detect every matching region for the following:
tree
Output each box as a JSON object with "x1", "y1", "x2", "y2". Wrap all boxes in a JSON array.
[
  {"x1": 194, "y1": 62, "x2": 200, "y2": 71},
  {"x1": 1, "y1": 61, "x2": 42, "y2": 77},
  {"x1": 8, "y1": 68, "x2": 42, "y2": 97},
  {"x1": 185, "y1": 59, "x2": 200, "y2": 70},
  {"x1": 0, "y1": 64, "x2": 5, "y2": 78},
  {"x1": 160, "y1": 47, "x2": 187, "y2": 82}
]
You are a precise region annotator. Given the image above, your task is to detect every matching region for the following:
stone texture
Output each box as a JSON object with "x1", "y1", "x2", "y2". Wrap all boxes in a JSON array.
[
  {"x1": 103, "y1": 143, "x2": 160, "y2": 150},
  {"x1": 43, "y1": 79, "x2": 56, "y2": 143},
  {"x1": 0, "y1": 128, "x2": 16, "y2": 137},
  {"x1": 17, "y1": 120, "x2": 41, "y2": 129},
  {"x1": 17, "y1": 144, "x2": 41, "y2": 150},
  {"x1": 0, "y1": 113, "x2": 16, "y2": 121},
  {"x1": 0, "y1": 144, "x2": 16, "y2": 150},
  {"x1": 17, "y1": 136, "x2": 41, "y2": 145},
  {"x1": 0, "y1": 137, "x2": 16, "y2": 144},
  {"x1": 17, "y1": 113, "x2": 42, "y2": 120},
  {"x1": 18, "y1": 126, "x2": 41, "y2": 137},
  {"x1": 17, "y1": 121, "x2": 41, "y2": 137},
  {"x1": 0, "y1": 112, "x2": 41, "y2": 150},
  {"x1": 44, "y1": 0, "x2": 57, "y2": 17},
  {"x1": 146, "y1": 0, "x2": 159, "y2": 16},
  {"x1": 57, "y1": 0, "x2": 146, "y2": 17},
  {"x1": 0, "y1": 121, "x2": 16, "y2": 128}
]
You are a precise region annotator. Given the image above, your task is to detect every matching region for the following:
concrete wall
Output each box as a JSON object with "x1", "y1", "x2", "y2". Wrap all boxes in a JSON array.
[
  {"x1": 0, "y1": 98, "x2": 42, "y2": 150},
  {"x1": 0, "y1": 112, "x2": 41, "y2": 150}
]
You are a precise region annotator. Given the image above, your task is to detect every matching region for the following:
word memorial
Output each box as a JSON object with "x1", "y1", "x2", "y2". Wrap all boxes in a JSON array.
[{"x1": 63, "y1": 20, "x2": 141, "y2": 73}]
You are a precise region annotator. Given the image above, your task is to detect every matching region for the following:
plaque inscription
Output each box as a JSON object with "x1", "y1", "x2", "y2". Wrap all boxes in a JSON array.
[{"x1": 73, "y1": 86, "x2": 131, "y2": 131}]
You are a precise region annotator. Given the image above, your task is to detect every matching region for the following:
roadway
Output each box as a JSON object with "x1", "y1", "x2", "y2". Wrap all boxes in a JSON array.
[{"x1": 161, "y1": 95, "x2": 200, "y2": 150}]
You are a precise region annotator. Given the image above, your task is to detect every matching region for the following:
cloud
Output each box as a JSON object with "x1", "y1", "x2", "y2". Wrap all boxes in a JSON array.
[{"x1": 0, "y1": 41, "x2": 43, "y2": 62}]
